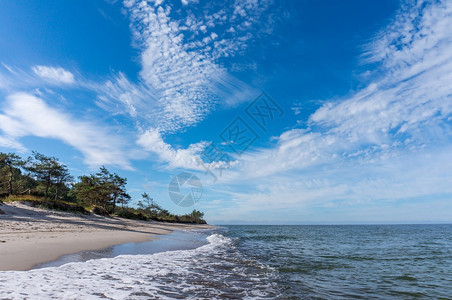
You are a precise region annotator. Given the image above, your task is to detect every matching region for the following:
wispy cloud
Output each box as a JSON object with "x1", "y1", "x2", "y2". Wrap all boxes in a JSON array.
[
  {"x1": 207, "y1": 0, "x2": 452, "y2": 219},
  {"x1": 117, "y1": 0, "x2": 275, "y2": 133},
  {"x1": 0, "y1": 0, "x2": 276, "y2": 171},
  {"x1": 32, "y1": 65, "x2": 75, "y2": 85},
  {"x1": 110, "y1": 0, "x2": 276, "y2": 164},
  {"x1": 0, "y1": 135, "x2": 26, "y2": 152},
  {"x1": 125, "y1": 1, "x2": 217, "y2": 132},
  {"x1": 0, "y1": 63, "x2": 78, "y2": 92},
  {"x1": 181, "y1": 0, "x2": 198, "y2": 6},
  {"x1": 0, "y1": 92, "x2": 133, "y2": 169},
  {"x1": 237, "y1": 0, "x2": 452, "y2": 178},
  {"x1": 129, "y1": 3, "x2": 220, "y2": 132},
  {"x1": 137, "y1": 128, "x2": 237, "y2": 172},
  {"x1": 137, "y1": 128, "x2": 208, "y2": 170},
  {"x1": 311, "y1": 0, "x2": 452, "y2": 145},
  {"x1": 210, "y1": 144, "x2": 452, "y2": 223},
  {"x1": 94, "y1": 72, "x2": 157, "y2": 119}
]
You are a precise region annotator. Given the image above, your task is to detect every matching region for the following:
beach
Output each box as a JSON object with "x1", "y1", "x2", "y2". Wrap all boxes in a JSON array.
[
  {"x1": 0, "y1": 201, "x2": 212, "y2": 271},
  {"x1": 1, "y1": 220, "x2": 451, "y2": 298}
]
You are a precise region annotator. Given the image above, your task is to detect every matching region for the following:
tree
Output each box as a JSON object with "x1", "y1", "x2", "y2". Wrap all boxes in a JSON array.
[
  {"x1": 138, "y1": 192, "x2": 164, "y2": 217},
  {"x1": 0, "y1": 152, "x2": 25, "y2": 196},
  {"x1": 96, "y1": 166, "x2": 130, "y2": 213},
  {"x1": 72, "y1": 166, "x2": 130, "y2": 213},
  {"x1": 26, "y1": 151, "x2": 71, "y2": 200},
  {"x1": 53, "y1": 165, "x2": 74, "y2": 201},
  {"x1": 110, "y1": 172, "x2": 130, "y2": 212},
  {"x1": 142, "y1": 192, "x2": 154, "y2": 207},
  {"x1": 190, "y1": 209, "x2": 204, "y2": 223},
  {"x1": 71, "y1": 175, "x2": 99, "y2": 207}
]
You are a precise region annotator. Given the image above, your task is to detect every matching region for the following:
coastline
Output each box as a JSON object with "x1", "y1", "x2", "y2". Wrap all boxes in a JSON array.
[{"x1": 0, "y1": 202, "x2": 213, "y2": 271}]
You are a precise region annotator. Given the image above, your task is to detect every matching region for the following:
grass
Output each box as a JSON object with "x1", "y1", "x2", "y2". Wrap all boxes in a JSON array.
[
  {"x1": 2, "y1": 195, "x2": 89, "y2": 214},
  {"x1": 2, "y1": 194, "x2": 45, "y2": 203}
]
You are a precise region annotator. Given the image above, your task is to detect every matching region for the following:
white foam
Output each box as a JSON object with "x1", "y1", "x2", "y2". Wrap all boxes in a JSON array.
[{"x1": 0, "y1": 234, "x2": 279, "y2": 299}]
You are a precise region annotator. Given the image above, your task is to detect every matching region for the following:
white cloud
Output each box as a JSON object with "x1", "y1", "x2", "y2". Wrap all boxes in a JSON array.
[
  {"x1": 119, "y1": 0, "x2": 274, "y2": 132},
  {"x1": 1, "y1": 0, "x2": 277, "y2": 172},
  {"x1": 310, "y1": 0, "x2": 452, "y2": 142},
  {"x1": 0, "y1": 92, "x2": 133, "y2": 169},
  {"x1": 209, "y1": 143, "x2": 452, "y2": 222},
  {"x1": 32, "y1": 65, "x2": 75, "y2": 84},
  {"x1": 137, "y1": 128, "x2": 207, "y2": 170},
  {"x1": 0, "y1": 63, "x2": 43, "y2": 91},
  {"x1": 233, "y1": 0, "x2": 452, "y2": 179},
  {"x1": 205, "y1": 0, "x2": 452, "y2": 219},
  {"x1": 291, "y1": 102, "x2": 303, "y2": 115},
  {"x1": 0, "y1": 135, "x2": 27, "y2": 152},
  {"x1": 181, "y1": 0, "x2": 198, "y2": 5},
  {"x1": 94, "y1": 72, "x2": 158, "y2": 119},
  {"x1": 124, "y1": 1, "x2": 221, "y2": 132},
  {"x1": 137, "y1": 128, "x2": 237, "y2": 173}
]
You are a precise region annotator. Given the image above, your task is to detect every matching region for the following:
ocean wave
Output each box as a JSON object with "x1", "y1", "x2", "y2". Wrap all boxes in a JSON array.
[{"x1": 0, "y1": 234, "x2": 280, "y2": 299}]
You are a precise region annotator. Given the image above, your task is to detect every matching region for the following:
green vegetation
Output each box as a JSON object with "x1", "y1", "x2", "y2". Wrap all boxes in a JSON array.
[
  {"x1": 111, "y1": 193, "x2": 206, "y2": 223},
  {"x1": 70, "y1": 166, "x2": 130, "y2": 214},
  {"x1": 0, "y1": 152, "x2": 206, "y2": 224}
]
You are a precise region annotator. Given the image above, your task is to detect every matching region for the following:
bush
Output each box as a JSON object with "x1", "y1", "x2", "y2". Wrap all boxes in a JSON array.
[
  {"x1": 28, "y1": 200, "x2": 88, "y2": 214},
  {"x1": 91, "y1": 206, "x2": 109, "y2": 216},
  {"x1": 114, "y1": 209, "x2": 148, "y2": 221}
]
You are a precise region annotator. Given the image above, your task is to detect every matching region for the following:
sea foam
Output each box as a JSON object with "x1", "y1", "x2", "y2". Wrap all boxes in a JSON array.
[{"x1": 0, "y1": 234, "x2": 279, "y2": 299}]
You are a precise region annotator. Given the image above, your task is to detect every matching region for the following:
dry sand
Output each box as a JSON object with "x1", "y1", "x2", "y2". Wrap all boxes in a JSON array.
[{"x1": 0, "y1": 201, "x2": 212, "y2": 271}]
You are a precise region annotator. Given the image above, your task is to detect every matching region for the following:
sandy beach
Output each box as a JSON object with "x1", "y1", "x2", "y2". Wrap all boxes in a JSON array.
[{"x1": 0, "y1": 201, "x2": 212, "y2": 271}]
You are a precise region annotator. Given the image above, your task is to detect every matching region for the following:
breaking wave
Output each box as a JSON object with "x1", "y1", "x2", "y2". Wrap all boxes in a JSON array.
[{"x1": 0, "y1": 234, "x2": 280, "y2": 299}]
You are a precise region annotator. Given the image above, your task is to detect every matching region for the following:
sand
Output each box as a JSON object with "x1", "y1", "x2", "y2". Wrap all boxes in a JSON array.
[{"x1": 0, "y1": 201, "x2": 212, "y2": 271}]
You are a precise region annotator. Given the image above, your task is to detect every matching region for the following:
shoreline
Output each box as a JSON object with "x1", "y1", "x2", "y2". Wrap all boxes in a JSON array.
[{"x1": 0, "y1": 202, "x2": 213, "y2": 271}]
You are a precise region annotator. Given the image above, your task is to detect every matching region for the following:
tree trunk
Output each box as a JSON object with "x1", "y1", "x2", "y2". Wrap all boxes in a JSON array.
[
  {"x1": 45, "y1": 173, "x2": 51, "y2": 200},
  {"x1": 45, "y1": 181, "x2": 50, "y2": 199},
  {"x1": 54, "y1": 184, "x2": 59, "y2": 202},
  {"x1": 8, "y1": 166, "x2": 13, "y2": 196},
  {"x1": 112, "y1": 197, "x2": 116, "y2": 214}
]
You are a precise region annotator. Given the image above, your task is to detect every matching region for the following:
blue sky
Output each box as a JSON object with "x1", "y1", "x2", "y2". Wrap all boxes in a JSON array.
[{"x1": 0, "y1": 0, "x2": 451, "y2": 224}]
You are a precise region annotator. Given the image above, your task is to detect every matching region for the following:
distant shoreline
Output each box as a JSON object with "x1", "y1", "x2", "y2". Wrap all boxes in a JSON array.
[{"x1": 0, "y1": 202, "x2": 213, "y2": 271}]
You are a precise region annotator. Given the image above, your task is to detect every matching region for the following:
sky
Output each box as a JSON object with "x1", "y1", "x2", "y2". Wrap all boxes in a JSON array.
[{"x1": 0, "y1": 0, "x2": 451, "y2": 224}]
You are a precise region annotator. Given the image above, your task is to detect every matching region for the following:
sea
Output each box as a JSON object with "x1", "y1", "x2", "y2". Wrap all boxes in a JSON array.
[{"x1": 0, "y1": 224, "x2": 451, "y2": 299}]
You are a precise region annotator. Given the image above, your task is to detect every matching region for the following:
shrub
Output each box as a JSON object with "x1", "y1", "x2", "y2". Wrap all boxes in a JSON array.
[
  {"x1": 91, "y1": 206, "x2": 109, "y2": 216},
  {"x1": 28, "y1": 200, "x2": 88, "y2": 214},
  {"x1": 114, "y1": 209, "x2": 148, "y2": 221}
]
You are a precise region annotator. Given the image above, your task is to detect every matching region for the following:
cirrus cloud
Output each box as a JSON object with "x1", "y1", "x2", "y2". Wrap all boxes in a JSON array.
[
  {"x1": 0, "y1": 92, "x2": 133, "y2": 169},
  {"x1": 32, "y1": 65, "x2": 75, "y2": 85}
]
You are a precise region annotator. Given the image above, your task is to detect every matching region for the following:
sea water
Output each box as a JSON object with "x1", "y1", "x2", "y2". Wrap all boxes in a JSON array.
[{"x1": 0, "y1": 225, "x2": 451, "y2": 299}]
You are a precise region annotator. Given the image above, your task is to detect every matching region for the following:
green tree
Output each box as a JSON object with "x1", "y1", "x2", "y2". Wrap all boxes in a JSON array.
[
  {"x1": 110, "y1": 172, "x2": 130, "y2": 212},
  {"x1": 71, "y1": 174, "x2": 99, "y2": 207},
  {"x1": 26, "y1": 151, "x2": 71, "y2": 200},
  {"x1": 138, "y1": 192, "x2": 164, "y2": 217},
  {"x1": 53, "y1": 165, "x2": 74, "y2": 201},
  {"x1": 142, "y1": 192, "x2": 154, "y2": 207},
  {"x1": 96, "y1": 166, "x2": 130, "y2": 213},
  {"x1": 0, "y1": 152, "x2": 24, "y2": 196},
  {"x1": 189, "y1": 209, "x2": 204, "y2": 223},
  {"x1": 72, "y1": 166, "x2": 130, "y2": 213}
]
